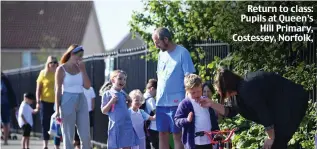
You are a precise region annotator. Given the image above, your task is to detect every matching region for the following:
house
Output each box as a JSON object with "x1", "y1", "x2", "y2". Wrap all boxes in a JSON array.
[
  {"x1": 103, "y1": 32, "x2": 146, "y2": 81},
  {"x1": 110, "y1": 32, "x2": 146, "y2": 51},
  {"x1": 1, "y1": 1, "x2": 105, "y2": 70}
]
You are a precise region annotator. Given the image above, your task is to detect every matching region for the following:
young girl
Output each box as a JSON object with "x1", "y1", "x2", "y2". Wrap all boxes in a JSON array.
[
  {"x1": 202, "y1": 82, "x2": 215, "y2": 100},
  {"x1": 129, "y1": 89, "x2": 155, "y2": 149},
  {"x1": 100, "y1": 70, "x2": 139, "y2": 149}
]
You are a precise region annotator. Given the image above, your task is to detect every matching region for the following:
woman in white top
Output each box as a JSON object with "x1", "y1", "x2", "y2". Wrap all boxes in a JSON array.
[{"x1": 55, "y1": 44, "x2": 91, "y2": 149}]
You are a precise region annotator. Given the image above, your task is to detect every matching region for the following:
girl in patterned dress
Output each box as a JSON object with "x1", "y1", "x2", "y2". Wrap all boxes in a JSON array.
[{"x1": 100, "y1": 70, "x2": 139, "y2": 149}]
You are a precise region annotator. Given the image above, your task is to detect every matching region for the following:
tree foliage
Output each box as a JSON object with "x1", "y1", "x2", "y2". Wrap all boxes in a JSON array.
[{"x1": 129, "y1": 1, "x2": 317, "y2": 148}]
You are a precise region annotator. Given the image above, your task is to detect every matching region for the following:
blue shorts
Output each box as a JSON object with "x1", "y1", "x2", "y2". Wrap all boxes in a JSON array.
[
  {"x1": 156, "y1": 106, "x2": 181, "y2": 133},
  {"x1": 1, "y1": 104, "x2": 11, "y2": 124}
]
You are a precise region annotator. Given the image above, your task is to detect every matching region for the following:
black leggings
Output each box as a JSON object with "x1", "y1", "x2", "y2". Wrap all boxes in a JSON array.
[{"x1": 40, "y1": 101, "x2": 54, "y2": 140}]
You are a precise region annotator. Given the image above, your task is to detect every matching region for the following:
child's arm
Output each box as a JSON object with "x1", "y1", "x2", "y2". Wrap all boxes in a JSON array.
[
  {"x1": 174, "y1": 101, "x2": 192, "y2": 128},
  {"x1": 101, "y1": 93, "x2": 117, "y2": 114},
  {"x1": 144, "y1": 111, "x2": 155, "y2": 121},
  {"x1": 140, "y1": 109, "x2": 154, "y2": 121},
  {"x1": 148, "y1": 115, "x2": 156, "y2": 121}
]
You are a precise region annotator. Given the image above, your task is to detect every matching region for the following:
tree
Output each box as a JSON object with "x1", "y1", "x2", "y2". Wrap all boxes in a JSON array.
[{"x1": 129, "y1": 1, "x2": 317, "y2": 148}]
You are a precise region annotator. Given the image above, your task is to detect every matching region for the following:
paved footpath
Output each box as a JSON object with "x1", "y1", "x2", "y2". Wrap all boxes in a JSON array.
[
  {"x1": 1, "y1": 134, "x2": 156, "y2": 149},
  {"x1": 1, "y1": 134, "x2": 58, "y2": 149}
]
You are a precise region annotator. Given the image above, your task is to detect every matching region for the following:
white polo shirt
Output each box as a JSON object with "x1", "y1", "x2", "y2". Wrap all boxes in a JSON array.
[
  {"x1": 17, "y1": 101, "x2": 34, "y2": 128},
  {"x1": 190, "y1": 99, "x2": 212, "y2": 145},
  {"x1": 129, "y1": 108, "x2": 150, "y2": 139},
  {"x1": 84, "y1": 87, "x2": 96, "y2": 112}
]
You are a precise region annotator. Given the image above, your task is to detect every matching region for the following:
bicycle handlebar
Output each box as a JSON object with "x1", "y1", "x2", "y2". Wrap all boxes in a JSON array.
[{"x1": 195, "y1": 128, "x2": 237, "y2": 144}]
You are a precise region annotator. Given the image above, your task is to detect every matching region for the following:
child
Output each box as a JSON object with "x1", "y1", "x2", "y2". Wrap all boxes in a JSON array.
[
  {"x1": 175, "y1": 74, "x2": 220, "y2": 149},
  {"x1": 100, "y1": 70, "x2": 139, "y2": 149},
  {"x1": 129, "y1": 89, "x2": 156, "y2": 149},
  {"x1": 202, "y1": 82, "x2": 215, "y2": 100},
  {"x1": 202, "y1": 82, "x2": 222, "y2": 121},
  {"x1": 48, "y1": 111, "x2": 62, "y2": 149},
  {"x1": 17, "y1": 93, "x2": 38, "y2": 149},
  {"x1": 142, "y1": 79, "x2": 159, "y2": 149}
]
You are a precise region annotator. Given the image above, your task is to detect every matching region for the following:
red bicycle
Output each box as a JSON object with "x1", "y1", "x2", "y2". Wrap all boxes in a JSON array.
[{"x1": 195, "y1": 128, "x2": 237, "y2": 149}]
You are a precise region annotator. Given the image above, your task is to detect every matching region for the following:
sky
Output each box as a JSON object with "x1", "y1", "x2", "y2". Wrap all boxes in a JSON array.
[{"x1": 94, "y1": 0, "x2": 144, "y2": 51}]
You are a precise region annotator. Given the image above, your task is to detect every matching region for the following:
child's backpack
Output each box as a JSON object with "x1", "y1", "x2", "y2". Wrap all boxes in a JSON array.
[
  {"x1": 139, "y1": 96, "x2": 151, "y2": 112},
  {"x1": 139, "y1": 102, "x2": 147, "y2": 111}
]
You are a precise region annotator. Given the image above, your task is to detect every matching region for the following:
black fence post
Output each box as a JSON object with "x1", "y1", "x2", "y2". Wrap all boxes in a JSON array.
[
  {"x1": 145, "y1": 50, "x2": 148, "y2": 87},
  {"x1": 91, "y1": 54, "x2": 95, "y2": 141},
  {"x1": 117, "y1": 49, "x2": 120, "y2": 70},
  {"x1": 91, "y1": 55, "x2": 95, "y2": 90}
]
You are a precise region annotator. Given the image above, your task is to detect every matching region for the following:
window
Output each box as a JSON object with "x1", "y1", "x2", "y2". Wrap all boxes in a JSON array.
[
  {"x1": 31, "y1": 52, "x2": 42, "y2": 66},
  {"x1": 22, "y1": 51, "x2": 31, "y2": 68}
]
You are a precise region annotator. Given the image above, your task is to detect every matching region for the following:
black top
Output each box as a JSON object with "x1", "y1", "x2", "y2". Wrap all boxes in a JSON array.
[{"x1": 224, "y1": 71, "x2": 308, "y2": 130}]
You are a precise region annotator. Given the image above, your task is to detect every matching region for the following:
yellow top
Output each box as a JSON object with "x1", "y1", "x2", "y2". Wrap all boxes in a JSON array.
[{"x1": 37, "y1": 70, "x2": 55, "y2": 103}]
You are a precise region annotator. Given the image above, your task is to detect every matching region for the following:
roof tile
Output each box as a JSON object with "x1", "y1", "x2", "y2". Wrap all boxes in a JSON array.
[{"x1": 1, "y1": 1, "x2": 93, "y2": 49}]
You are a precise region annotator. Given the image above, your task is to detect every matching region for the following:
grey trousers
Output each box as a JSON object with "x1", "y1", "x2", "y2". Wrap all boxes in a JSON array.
[{"x1": 60, "y1": 92, "x2": 91, "y2": 149}]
